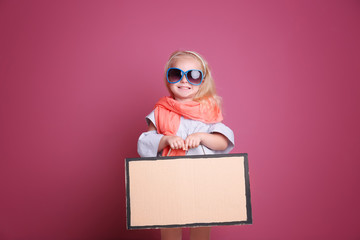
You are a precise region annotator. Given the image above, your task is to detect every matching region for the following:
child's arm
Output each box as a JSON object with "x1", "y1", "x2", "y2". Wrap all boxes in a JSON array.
[
  {"x1": 148, "y1": 122, "x2": 186, "y2": 151},
  {"x1": 184, "y1": 132, "x2": 228, "y2": 151},
  {"x1": 147, "y1": 122, "x2": 229, "y2": 152}
]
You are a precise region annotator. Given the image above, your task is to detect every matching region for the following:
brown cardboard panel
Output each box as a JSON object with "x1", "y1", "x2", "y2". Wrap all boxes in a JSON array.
[{"x1": 125, "y1": 154, "x2": 251, "y2": 229}]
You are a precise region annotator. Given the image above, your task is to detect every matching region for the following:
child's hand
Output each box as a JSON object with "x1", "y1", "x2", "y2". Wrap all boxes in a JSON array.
[
  {"x1": 185, "y1": 133, "x2": 204, "y2": 150},
  {"x1": 166, "y1": 136, "x2": 186, "y2": 150}
]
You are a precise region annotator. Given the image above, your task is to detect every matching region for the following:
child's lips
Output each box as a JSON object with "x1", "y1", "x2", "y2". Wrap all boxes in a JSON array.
[{"x1": 178, "y1": 85, "x2": 191, "y2": 90}]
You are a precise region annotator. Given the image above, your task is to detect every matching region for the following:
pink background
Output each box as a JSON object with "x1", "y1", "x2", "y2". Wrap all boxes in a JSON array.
[{"x1": 1, "y1": 1, "x2": 359, "y2": 239}]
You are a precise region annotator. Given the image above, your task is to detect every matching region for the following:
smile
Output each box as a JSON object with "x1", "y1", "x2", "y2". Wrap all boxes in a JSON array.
[{"x1": 178, "y1": 86, "x2": 191, "y2": 89}]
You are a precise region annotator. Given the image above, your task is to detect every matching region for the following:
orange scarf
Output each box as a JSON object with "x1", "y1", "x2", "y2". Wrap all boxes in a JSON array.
[{"x1": 154, "y1": 96, "x2": 223, "y2": 156}]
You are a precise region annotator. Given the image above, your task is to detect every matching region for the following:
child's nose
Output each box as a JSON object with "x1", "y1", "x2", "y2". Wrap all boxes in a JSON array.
[{"x1": 180, "y1": 74, "x2": 187, "y2": 83}]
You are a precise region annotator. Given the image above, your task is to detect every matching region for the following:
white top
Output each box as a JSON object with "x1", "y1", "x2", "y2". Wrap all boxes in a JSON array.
[{"x1": 137, "y1": 111, "x2": 235, "y2": 157}]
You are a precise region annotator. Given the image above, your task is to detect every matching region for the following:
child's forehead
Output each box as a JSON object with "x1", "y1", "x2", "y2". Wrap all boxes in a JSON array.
[{"x1": 170, "y1": 55, "x2": 202, "y2": 68}]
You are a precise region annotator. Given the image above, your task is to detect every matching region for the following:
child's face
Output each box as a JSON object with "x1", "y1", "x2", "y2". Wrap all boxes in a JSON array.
[{"x1": 168, "y1": 56, "x2": 201, "y2": 102}]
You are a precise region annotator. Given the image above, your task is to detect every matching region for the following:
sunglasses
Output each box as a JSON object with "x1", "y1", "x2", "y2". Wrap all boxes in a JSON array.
[{"x1": 166, "y1": 68, "x2": 204, "y2": 86}]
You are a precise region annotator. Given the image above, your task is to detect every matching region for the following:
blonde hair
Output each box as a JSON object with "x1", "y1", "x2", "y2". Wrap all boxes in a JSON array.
[{"x1": 164, "y1": 50, "x2": 222, "y2": 108}]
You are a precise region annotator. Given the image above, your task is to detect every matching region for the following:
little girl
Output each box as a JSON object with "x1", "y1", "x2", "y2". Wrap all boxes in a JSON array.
[{"x1": 137, "y1": 50, "x2": 235, "y2": 240}]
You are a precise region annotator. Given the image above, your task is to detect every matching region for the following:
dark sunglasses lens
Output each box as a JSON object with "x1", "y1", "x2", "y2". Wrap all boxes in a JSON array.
[
  {"x1": 186, "y1": 70, "x2": 203, "y2": 85},
  {"x1": 168, "y1": 69, "x2": 182, "y2": 83}
]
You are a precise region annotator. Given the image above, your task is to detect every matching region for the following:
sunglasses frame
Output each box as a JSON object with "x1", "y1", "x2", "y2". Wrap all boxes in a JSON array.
[{"x1": 166, "y1": 68, "x2": 204, "y2": 86}]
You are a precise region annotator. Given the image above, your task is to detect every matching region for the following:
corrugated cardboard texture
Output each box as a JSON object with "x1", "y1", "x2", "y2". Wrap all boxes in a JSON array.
[{"x1": 126, "y1": 154, "x2": 251, "y2": 229}]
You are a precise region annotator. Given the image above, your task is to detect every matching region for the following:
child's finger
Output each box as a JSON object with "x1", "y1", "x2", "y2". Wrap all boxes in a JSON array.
[
  {"x1": 175, "y1": 140, "x2": 181, "y2": 149},
  {"x1": 177, "y1": 139, "x2": 185, "y2": 150},
  {"x1": 184, "y1": 138, "x2": 189, "y2": 150},
  {"x1": 191, "y1": 139, "x2": 200, "y2": 149},
  {"x1": 189, "y1": 139, "x2": 195, "y2": 149},
  {"x1": 172, "y1": 140, "x2": 179, "y2": 149},
  {"x1": 180, "y1": 140, "x2": 185, "y2": 150},
  {"x1": 187, "y1": 139, "x2": 192, "y2": 149}
]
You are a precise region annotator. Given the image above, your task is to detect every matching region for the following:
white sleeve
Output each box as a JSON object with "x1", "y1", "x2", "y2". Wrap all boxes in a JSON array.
[
  {"x1": 137, "y1": 110, "x2": 162, "y2": 157},
  {"x1": 137, "y1": 130, "x2": 163, "y2": 157},
  {"x1": 145, "y1": 110, "x2": 156, "y2": 128}
]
